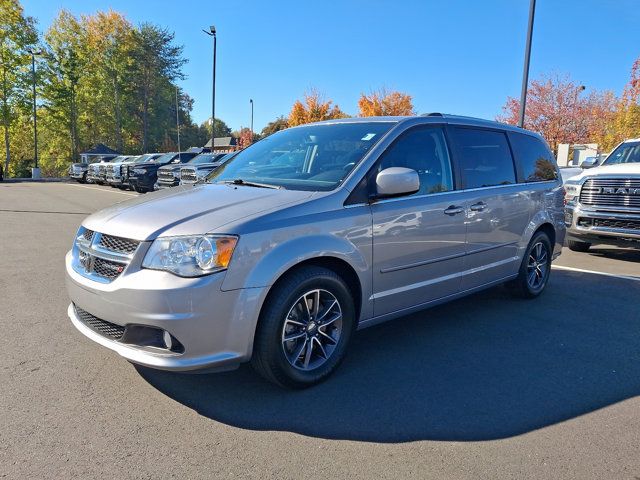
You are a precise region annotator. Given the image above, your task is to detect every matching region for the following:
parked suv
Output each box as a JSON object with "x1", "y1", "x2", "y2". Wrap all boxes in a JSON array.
[
  {"x1": 65, "y1": 115, "x2": 565, "y2": 388},
  {"x1": 564, "y1": 138, "x2": 640, "y2": 251}
]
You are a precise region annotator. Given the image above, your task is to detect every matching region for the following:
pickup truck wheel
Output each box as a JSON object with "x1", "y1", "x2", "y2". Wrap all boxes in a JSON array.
[
  {"x1": 567, "y1": 240, "x2": 591, "y2": 252},
  {"x1": 79, "y1": 173, "x2": 87, "y2": 184},
  {"x1": 507, "y1": 231, "x2": 552, "y2": 299},
  {"x1": 134, "y1": 186, "x2": 147, "y2": 193},
  {"x1": 251, "y1": 266, "x2": 356, "y2": 389}
]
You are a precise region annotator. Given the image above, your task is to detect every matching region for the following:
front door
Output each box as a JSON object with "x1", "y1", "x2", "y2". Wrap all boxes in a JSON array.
[{"x1": 371, "y1": 126, "x2": 467, "y2": 317}]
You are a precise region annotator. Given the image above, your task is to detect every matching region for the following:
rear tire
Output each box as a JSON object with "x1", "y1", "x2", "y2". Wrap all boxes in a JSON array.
[
  {"x1": 507, "y1": 231, "x2": 552, "y2": 299},
  {"x1": 251, "y1": 266, "x2": 356, "y2": 389},
  {"x1": 567, "y1": 239, "x2": 591, "y2": 252}
]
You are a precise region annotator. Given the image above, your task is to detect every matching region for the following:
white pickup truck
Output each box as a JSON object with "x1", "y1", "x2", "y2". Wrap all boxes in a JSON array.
[{"x1": 564, "y1": 138, "x2": 640, "y2": 251}]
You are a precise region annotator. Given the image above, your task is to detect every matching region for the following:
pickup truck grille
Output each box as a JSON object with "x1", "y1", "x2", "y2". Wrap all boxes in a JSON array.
[
  {"x1": 580, "y1": 178, "x2": 640, "y2": 209},
  {"x1": 73, "y1": 229, "x2": 140, "y2": 282},
  {"x1": 157, "y1": 170, "x2": 176, "y2": 183},
  {"x1": 180, "y1": 167, "x2": 198, "y2": 184}
]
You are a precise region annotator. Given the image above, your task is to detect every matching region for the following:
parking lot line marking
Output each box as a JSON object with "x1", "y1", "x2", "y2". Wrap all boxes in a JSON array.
[
  {"x1": 552, "y1": 264, "x2": 640, "y2": 282},
  {"x1": 0, "y1": 209, "x2": 90, "y2": 215},
  {"x1": 65, "y1": 183, "x2": 138, "y2": 196}
]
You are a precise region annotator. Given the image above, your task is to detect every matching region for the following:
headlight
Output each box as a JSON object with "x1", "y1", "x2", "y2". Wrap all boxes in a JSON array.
[
  {"x1": 142, "y1": 235, "x2": 238, "y2": 277},
  {"x1": 564, "y1": 182, "x2": 581, "y2": 203}
]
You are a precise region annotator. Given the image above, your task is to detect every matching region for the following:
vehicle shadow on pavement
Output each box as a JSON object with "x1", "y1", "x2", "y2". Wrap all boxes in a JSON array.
[
  {"x1": 136, "y1": 270, "x2": 640, "y2": 443},
  {"x1": 585, "y1": 247, "x2": 640, "y2": 263}
]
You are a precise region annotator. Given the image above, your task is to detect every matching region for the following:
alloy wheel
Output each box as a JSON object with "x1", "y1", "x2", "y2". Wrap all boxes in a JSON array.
[
  {"x1": 281, "y1": 289, "x2": 343, "y2": 371},
  {"x1": 527, "y1": 242, "x2": 549, "y2": 289}
]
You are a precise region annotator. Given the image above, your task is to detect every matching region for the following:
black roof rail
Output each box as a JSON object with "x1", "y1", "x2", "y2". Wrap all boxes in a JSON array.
[{"x1": 421, "y1": 112, "x2": 444, "y2": 117}]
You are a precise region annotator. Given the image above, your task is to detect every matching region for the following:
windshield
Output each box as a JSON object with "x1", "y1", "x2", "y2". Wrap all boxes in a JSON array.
[
  {"x1": 207, "y1": 122, "x2": 393, "y2": 191},
  {"x1": 134, "y1": 153, "x2": 162, "y2": 164},
  {"x1": 603, "y1": 141, "x2": 640, "y2": 165},
  {"x1": 190, "y1": 153, "x2": 226, "y2": 164}
]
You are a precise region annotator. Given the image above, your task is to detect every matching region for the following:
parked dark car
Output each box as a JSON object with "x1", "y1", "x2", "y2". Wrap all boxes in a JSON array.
[
  {"x1": 179, "y1": 152, "x2": 237, "y2": 186},
  {"x1": 128, "y1": 152, "x2": 198, "y2": 193}
]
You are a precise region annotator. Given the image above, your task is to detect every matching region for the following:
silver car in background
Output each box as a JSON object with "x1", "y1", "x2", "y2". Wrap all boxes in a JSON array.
[{"x1": 65, "y1": 115, "x2": 565, "y2": 388}]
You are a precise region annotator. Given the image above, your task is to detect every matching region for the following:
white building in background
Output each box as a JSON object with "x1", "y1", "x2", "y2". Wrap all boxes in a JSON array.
[{"x1": 556, "y1": 143, "x2": 599, "y2": 167}]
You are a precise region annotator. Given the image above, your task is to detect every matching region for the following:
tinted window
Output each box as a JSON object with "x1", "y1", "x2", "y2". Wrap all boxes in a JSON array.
[
  {"x1": 452, "y1": 128, "x2": 516, "y2": 188},
  {"x1": 509, "y1": 132, "x2": 557, "y2": 182},
  {"x1": 378, "y1": 127, "x2": 453, "y2": 195}
]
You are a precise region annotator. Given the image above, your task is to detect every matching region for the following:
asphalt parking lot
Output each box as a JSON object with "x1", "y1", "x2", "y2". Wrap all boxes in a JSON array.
[{"x1": 1, "y1": 182, "x2": 639, "y2": 479}]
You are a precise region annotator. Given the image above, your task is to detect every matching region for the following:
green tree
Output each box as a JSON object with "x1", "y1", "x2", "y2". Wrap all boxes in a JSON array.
[
  {"x1": 131, "y1": 23, "x2": 186, "y2": 152},
  {"x1": 41, "y1": 10, "x2": 87, "y2": 161},
  {"x1": 0, "y1": 0, "x2": 38, "y2": 175}
]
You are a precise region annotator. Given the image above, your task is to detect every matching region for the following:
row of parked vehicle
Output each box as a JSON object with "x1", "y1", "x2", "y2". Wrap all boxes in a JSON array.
[{"x1": 68, "y1": 150, "x2": 237, "y2": 193}]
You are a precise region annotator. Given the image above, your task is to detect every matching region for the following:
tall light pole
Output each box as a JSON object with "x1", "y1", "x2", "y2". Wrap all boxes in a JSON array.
[
  {"x1": 249, "y1": 98, "x2": 254, "y2": 139},
  {"x1": 203, "y1": 25, "x2": 217, "y2": 151},
  {"x1": 28, "y1": 49, "x2": 42, "y2": 177},
  {"x1": 175, "y1": 85, "x2": 181, "y2": 156},
  {"x1": 518, "y1": 0, "x2": 536, "y2": 128}
]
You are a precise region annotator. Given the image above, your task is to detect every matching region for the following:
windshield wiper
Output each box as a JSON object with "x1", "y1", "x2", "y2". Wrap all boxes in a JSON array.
[{"x1": 221, "y1": 179, "x2": 283, "y2": 189}]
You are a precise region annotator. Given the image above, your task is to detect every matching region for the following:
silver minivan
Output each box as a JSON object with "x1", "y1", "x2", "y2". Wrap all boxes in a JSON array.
[{"x1": 65, "y1": 115, "x2": 566, "y2": 388}]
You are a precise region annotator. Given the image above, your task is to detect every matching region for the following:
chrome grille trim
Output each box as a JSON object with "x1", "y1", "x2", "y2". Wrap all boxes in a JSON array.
[
  {"x1": 180, "y1": 167, "x2": 198, "y2": 183},
  {"x1": 580, "y1": 178, "x2": 640, "y2": 209},
  {"x1": 72, "y1": 228, "x2": 141, "y2": 283}
]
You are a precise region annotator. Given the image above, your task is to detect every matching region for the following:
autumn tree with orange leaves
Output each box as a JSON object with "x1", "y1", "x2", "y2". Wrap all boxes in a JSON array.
[
  {"x1": 601, "y1": 58, "x2": 640, "y2": 150},
  {"x1": 288, "y1": 90, "x2": 347, "y2": 126},
  {"x1": 498, "y1": 74, "x2": 617, "y2": 154},
  {"x1": 358, "y1": 89, "x2": 414, "y2": 116}
]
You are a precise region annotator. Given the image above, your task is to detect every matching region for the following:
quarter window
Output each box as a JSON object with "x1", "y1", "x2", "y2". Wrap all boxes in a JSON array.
[
  {"x1": 377, "y1": 127, "x2": 454, "y2": 195},
  {"x1": 452, "y1": 128, "x2": 516, "y2": 189},
  {"x1": 509, "y1": 132, "x2": 558, "y2": 182}
]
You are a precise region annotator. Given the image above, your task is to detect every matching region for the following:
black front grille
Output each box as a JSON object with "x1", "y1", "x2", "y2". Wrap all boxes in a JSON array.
[
  {"x1": 579, "y1": 217, "x2": 640, "y2": 231},
  {"x1": 74, "y1": 305, "x2": 125, "y2": 340},
  {"x1": 580, "y1": 178, "x2": 640, "y2": 209},
  {"x1": 99, "y1": 234, "x2": 139, "y2": 255},
  {"x1": 82, "y1": 229, "x2": 94, "y2": 242},
  {"x1": 93, "y1": 257, "x2": 127, "y2": 279}
]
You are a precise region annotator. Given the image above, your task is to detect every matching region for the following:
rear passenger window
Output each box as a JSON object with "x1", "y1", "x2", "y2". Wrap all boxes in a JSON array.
[
  {"x1": 509, "y1": 132, "x2": 558, "y2": 182},
  {"x1": 452, "y1": 128, "x2": 516, "y2": 189},
  {"x1": 378, "y1": 127, "x2": 454, "y2": 195}
]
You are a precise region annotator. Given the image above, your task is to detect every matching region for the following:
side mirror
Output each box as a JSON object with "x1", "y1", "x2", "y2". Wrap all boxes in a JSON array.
[
  {"x1": 581, "y1": 158, "x2": 598, "y2": 169},
  {"x1": 375, "y1": 167, "x2": 420, "y2": 198}
]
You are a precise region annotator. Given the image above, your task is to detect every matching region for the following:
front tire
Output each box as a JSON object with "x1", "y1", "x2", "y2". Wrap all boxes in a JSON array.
[
  {"x1": 567, "y1": 239, "x2": 591, "y2": 252},
  {"x1": 251, "y1": 266, "x2": 356, "y2": 389},
  {"x1": 507, "y1": 231, "x2": 552, "y2": 299}
]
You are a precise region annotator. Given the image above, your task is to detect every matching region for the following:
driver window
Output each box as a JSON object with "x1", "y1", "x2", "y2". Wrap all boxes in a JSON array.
[{"x1": 378, "y1": 127, "x2": 454, "y2": 195}]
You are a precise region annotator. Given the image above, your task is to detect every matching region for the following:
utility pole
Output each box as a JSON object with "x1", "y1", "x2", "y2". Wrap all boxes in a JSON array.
[
  {"x1": 175, "y1": 85, "x2": 181, "y2": 156},
  {"x1": 518, "y1": 0, "x2": 536, "y2": 128},
  {"x1": 28, "y1": 49, "x2": 42, "y2": 178},
  {"x1": 250, "y1": 98, "x2": 254, "y2": 139}
]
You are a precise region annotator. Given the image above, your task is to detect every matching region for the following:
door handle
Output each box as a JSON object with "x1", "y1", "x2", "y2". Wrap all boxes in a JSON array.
[
  {"x1": 470, "y1": 202, "x2": 487, "y2": 212},
  {"x1": 444, "y1": 205, "x2": 464, "y2": 216}
]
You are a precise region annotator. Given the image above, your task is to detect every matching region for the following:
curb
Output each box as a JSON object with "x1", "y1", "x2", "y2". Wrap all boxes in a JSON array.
[{"x1": 1, "y1": 178, "x2": 72, "y2": 183}]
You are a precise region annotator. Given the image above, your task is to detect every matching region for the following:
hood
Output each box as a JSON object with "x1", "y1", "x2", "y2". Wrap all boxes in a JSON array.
[
  {"x1": 188, "y1": 162, "x2": 222, "y2": 169},
  {"x1": 159, "y1": 164, "x2": 181, "y2": 172},
  {"x1": 567, "y1": 162, "x2": 640, "y2": 182},
  {"x1": 82, "y1": 183, "x2": 314, "y2": 240}
]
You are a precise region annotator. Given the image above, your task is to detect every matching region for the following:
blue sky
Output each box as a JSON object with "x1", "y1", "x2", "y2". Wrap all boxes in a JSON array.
[{"x1": 22, "y1": 0, "x2": 640, "y2": 132}]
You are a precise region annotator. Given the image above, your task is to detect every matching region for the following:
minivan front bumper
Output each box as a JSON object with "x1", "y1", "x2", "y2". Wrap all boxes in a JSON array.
[{"x1": 65, "y1": 250, "x2": 267, "y2": 371}]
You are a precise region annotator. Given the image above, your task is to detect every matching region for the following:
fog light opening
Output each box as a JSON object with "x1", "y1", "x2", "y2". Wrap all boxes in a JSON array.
[{"x1": 163, "y1": 330, "x2": 173, "y2": 350}]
